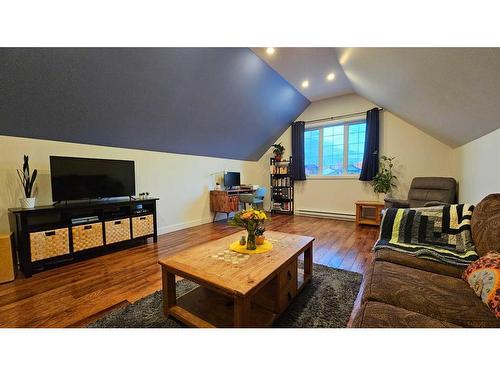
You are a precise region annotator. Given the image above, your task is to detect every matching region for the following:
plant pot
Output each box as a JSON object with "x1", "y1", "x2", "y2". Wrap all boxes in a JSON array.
[
  {"x1": 274, "y1": 154, "x2": 282, "y2": 162},
  {"x1": 256, "y1": 235, "x2": 265, "y2": 246},
  {"x1": 20, "y1": 197, "x2": 36, "y2": 208}
]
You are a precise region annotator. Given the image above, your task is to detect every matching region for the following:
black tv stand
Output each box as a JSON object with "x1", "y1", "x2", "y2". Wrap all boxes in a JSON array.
[{"x1": 8, "y1": 197, "x2": 159, "y2": 277}]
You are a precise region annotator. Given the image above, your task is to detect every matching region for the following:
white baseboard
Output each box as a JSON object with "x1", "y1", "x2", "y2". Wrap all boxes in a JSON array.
[
  {"x1": 156, "y1": 209, "x2": 355, "y2": 236},
  {"x1": 294, "y1": 209, "x2": 355, "y2": 221},
  {"x1": 157, "y1": 216, "x2": 214, "y2": 235}
]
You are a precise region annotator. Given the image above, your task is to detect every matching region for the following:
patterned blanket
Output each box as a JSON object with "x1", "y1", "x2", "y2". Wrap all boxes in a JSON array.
[{"x1": 374, "y1": 204, "x2": 478, "y2": 266}]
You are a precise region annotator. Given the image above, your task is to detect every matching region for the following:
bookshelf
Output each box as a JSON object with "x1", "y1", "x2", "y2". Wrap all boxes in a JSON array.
[{"x1": 270, "y1": 157, "x2": 294, "y2": 215}]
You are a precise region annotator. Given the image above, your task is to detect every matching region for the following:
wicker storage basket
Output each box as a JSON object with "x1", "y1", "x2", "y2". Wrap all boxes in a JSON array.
[
  {"x1": 104, "y1": 218, "x2": 131, "y2": 244},
  {"x1": 30, "y1": 228, "x2": 70, "y2": 262},
  {"x1": 72, "y1": 222, "x2": 104, "y2": 252},
  {"x1": 132, "y1": 214, "x2": 154, "y2": 238}
]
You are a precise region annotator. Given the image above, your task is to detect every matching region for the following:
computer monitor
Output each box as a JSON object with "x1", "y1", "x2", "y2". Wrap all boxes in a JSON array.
[{"x1": 224, "y1": 172, "x2": 240, "y2": 189}]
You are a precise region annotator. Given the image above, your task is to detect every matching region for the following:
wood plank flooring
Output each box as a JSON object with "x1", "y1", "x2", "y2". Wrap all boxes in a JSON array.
[{"x1": 0, "y1": 215, "x2": 379, "y2": 327}]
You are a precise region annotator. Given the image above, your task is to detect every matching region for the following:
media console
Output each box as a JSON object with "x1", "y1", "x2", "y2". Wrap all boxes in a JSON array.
[{"x1": 8, "y1": 198, "x2": 158, "y2": 277}]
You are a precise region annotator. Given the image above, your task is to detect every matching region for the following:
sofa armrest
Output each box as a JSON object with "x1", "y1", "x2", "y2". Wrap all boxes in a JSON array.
[
  {"x1": 384, "y1": 197, "x2": 410, "y2": 209},
  {"x1": 423, "y1": 201, "x2": 449, "y2": 207}
]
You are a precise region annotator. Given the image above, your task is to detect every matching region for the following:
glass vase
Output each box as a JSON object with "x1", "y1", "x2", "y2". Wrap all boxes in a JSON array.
[{"x1": 246, "y1": 229, "x2": 257, "y2": 250}]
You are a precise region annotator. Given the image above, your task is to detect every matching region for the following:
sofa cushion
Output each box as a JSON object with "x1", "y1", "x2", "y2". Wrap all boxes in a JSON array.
[
  {"x1": 462, "y1": 252, "x2": 500, "y2": 319},
  {"x1": 365, "y1": 260, "x2": 500, "y2": 327},
  {"x1": 471, "y1": 193, "x2": 500, "y2": 257},
  {"x1": 352, "y1": 301, "x2": 460, "y2": 328},
  {"x1": 375, "y1": 248, "x2": 465, "y2": 278}
]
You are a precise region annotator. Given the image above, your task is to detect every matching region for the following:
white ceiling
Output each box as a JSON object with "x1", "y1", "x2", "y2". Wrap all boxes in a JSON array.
[
  {"x1": 251, "y1": 47, "x2": 500, "y2": 147},
  {"x1": 336, "y1": 48, "x2": 500, "y2": 147},
  {"x1": 251, "y1": 48, "x2": 354, "y2": 101}
]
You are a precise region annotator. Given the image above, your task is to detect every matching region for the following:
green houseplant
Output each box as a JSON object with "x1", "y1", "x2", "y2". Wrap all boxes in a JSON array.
[
  {"x1": 272, "y1": 143, "x2": 285, "y2": 161},
  {"x1": 372, "y1": 155, "x2": 397, "y2": 197},
  {"x1": 16, "y1": 155, "x2": 38, "y2": 208}
]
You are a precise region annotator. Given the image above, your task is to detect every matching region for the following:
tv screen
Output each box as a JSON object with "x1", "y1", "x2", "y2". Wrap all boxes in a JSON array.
[
  {"x1": 50, "y1": 156, "x2": 136, "y2": 201},
  {"x1": 224, "y1": 172, "x2": 240, "y2": 189}
]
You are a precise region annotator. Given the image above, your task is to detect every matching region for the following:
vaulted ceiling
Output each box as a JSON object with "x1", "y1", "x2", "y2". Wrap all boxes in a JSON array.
[
  {"x1": 0, "y1": 48, "x2": 309, "y2": 161},
  {"x1": 2, "y1": 48, "x2": 498, "y2": 159},
  {"x1": 253, "y1": 47, "x2": 500, "y2": 147}
]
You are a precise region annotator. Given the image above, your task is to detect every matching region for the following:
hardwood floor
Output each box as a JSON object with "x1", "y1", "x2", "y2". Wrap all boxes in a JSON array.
[{"x1": 0, "y1": 215, "x2": 379, "y2": 327}]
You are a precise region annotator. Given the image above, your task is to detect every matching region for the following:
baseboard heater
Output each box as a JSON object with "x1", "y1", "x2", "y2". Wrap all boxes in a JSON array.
[{"x1": 294, "y1": 209, "x2": 355, "y2": 222}]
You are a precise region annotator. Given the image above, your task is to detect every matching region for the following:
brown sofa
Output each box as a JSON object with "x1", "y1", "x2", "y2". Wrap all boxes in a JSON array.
[{"x1": 353, "y1": 193, "x2": 500, "y2": 328}]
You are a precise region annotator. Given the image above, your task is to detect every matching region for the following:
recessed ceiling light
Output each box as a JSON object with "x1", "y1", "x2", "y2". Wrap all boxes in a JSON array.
[
  {"x1": 266, "y1": 47, "x2": 275, "y2": 55},
  {"x1": 301, "y1": 80, "x2": 309, "y2": 88},
  {"x1": 326, "y1": 72, "x2": 335, "y2": 81}
]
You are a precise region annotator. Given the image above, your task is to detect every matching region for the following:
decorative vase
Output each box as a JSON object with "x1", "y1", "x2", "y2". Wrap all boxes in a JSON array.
[
  {"x1": 256, "y1": 235, "x2": 265, "y2": 245},
  {"x1": 246, "y1": 229, "x2": 257, "y2": 250},
  {"x1": 20, "y1": 197, "x2": 36, "y2": 208},
  {"x1": 274, "y1": 154, "x2": 282, "y2": 162}
]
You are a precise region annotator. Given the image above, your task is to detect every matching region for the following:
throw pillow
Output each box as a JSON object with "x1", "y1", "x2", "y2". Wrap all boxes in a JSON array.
[{"x1": 462, "y1": 252, "x2": 500, "y2": 318}]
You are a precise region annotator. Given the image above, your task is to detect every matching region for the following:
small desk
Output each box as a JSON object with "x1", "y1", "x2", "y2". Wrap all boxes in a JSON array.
[
  {"x1": 355, "y1": 201, "x2": 385, "y2": 226},
  {"x1": 210, "y1": 187, "x2": 255, "y2": 222}
]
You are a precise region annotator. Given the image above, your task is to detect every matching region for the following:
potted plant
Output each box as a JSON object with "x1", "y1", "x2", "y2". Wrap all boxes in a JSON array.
[
  {"x1": 255, "y1": 226, "x2": 266, "y2": 245},
  {"x1": 16, "y1": 155, "x2": 38, "y2": 208},
  {"x1": 228, "y1": 209, "x2": 268, "y2": 250},
  {"x1": 272, "y1": 143, "x2": 285, "y2": 161},
  {"x1": 372, "y1": 155, "x2": 397, "y2": 198}
]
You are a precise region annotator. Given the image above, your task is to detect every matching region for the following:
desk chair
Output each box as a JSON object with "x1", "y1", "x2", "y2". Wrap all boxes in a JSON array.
[{"x1": 240, "y1": 187, "x2": 267, "y2": 210}]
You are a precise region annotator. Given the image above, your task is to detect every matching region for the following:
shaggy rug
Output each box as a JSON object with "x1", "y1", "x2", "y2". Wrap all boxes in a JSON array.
[{"x1": 88, "y1": 263, "x2": 362, "y2": 328}]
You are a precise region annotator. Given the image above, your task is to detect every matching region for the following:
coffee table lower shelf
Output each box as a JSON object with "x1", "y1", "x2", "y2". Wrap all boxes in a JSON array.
[
  {"x1": 172, "y1": 286, "x2": 277, "y2": 328},
  {"x1": 167, "y1": 268, "x2": 311, "y2": 328}
]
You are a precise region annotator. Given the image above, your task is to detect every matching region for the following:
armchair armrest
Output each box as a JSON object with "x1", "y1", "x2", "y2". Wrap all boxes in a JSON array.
[
  {"x1": 384, "y1": 197, "x2": 410, "y2": 209},
  {"x1": 423, "y1": 201, "x2": 449, "y2": 207}
]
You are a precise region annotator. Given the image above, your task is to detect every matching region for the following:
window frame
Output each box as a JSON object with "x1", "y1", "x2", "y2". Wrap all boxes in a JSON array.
[{"x1": 304, "y1": 119, "x2": 366, "y2": 179}]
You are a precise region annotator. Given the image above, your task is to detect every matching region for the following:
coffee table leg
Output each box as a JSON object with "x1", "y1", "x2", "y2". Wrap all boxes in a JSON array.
[
  {"x1": 162, "y1": 266, "x2": 177, "y2": 317},
  {"x1": 234, "y1": 296, "x2": 251, "y2": 328},
  {"x1": 304, "y1": 244, "x2": 313, "y2": 282}
]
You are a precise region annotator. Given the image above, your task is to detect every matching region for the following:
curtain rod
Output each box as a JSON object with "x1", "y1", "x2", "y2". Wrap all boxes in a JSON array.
[{"x1": 304, "y1": 108, "x2": 384, "y2": 125}]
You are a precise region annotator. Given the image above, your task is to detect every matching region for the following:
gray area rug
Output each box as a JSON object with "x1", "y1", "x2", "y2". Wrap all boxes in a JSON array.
[{"x1": 88, "y1": 263, "x2": 362, "y2": 328}]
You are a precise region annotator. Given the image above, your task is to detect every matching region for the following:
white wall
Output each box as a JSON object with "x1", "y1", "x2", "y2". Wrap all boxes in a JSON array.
[
  {"x1": 452, "y1": 128, "x2": 500, "y2": 204},
  {"x1": 258, "y1": 94, "x2": 456, "y2": 217},
  {"x1": 0, "y1": 135, "x2": 263, "y2": 234}
]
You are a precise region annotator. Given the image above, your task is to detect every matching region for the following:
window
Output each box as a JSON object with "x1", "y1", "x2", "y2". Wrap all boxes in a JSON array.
[{"x1": 304, "y1": 122, "x2": 366, "y2": 177}]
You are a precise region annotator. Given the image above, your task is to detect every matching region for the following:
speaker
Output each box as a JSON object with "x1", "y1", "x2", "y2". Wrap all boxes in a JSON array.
[{"x1": 0, "y1": 233, "x2": 16, "y2": 283}]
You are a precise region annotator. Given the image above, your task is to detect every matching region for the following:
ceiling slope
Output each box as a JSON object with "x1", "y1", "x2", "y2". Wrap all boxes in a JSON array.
[
  {"x1": 0, "y1": 48, "x2": 309, "y2": 161},
  {"x1": 335, "y1": 47, "x2": 500, "y2": 147},
  {"x1": 251, "y1": 48, "x2": 354, "y2": 101}
]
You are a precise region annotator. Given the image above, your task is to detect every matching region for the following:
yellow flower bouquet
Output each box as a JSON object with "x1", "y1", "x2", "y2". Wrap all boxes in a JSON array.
[{"x1": 228, "y1": 209, "x2": 269, "y2": 250}]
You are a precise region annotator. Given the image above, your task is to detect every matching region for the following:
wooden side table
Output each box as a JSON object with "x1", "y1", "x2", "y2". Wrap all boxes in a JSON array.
[{"x1": 355, "y1": 201, "x2": 385, "y2": 226}]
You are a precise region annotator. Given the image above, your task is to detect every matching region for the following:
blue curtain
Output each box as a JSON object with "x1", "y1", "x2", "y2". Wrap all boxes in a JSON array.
[
  {"x1": 359, "y1": 108, "x2": 380, "y2": 181},
  {"x1": 291, "y1": 121, "x2": 306, "y2": 181}
]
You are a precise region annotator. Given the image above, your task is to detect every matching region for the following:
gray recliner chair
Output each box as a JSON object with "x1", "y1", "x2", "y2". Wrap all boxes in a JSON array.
[{"x1": 384, "y1": 177, "x2": 457, "y2": 208}]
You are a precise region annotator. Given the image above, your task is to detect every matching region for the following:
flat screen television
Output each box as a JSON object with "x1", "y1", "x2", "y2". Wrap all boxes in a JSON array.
[
  {"x1": 50, "y1": 156, "x2": 136, "y2": 201},
  {"x1": 224, "y1": 172, "x2": 240, "y2": 189}
]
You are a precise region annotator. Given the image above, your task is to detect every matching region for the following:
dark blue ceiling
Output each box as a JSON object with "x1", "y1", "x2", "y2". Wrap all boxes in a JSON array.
[{"x1": 0, "y1": 48, "x2": 309, "y2": 161}]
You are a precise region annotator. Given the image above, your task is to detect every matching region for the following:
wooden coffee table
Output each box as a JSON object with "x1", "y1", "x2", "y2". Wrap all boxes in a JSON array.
[{"x1": 158, "y1": 230, "x2": 314, "y2": 328}]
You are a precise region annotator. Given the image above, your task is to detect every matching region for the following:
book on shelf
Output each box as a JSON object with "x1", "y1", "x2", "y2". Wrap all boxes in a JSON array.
[
  {"x1": 272, "y1": 188, "x2": 290, "y2": 199},
  {"x1": 270, "y1": 164, "x2": 290, "y2": 175},
  {"x1": 272, "y1": 177, "x2": 291, "y2": 187},
  {"x1": 272, "y1": 202, "x2": 292, "y2": 211}
]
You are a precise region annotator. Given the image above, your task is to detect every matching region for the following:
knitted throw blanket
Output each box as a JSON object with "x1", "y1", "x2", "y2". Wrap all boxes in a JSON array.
[{"x1": 374, "y1": 204, "x2": 479, "y2": 266}]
